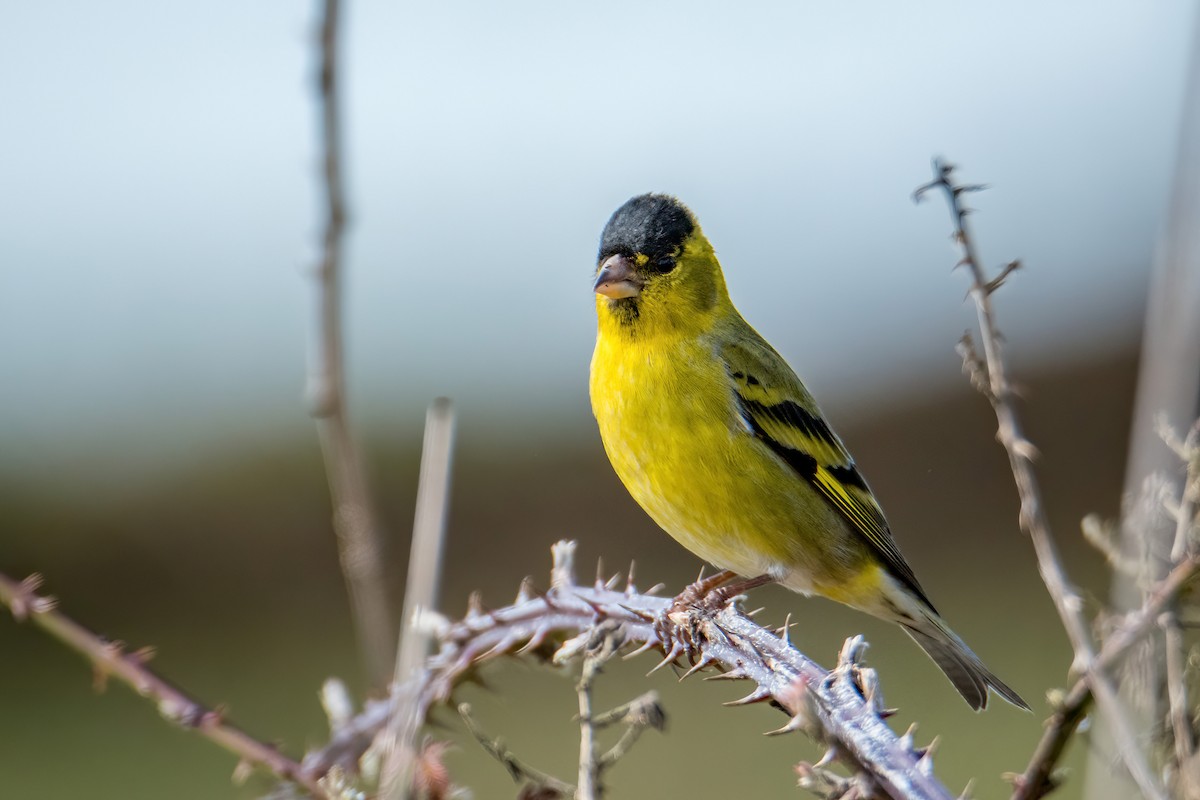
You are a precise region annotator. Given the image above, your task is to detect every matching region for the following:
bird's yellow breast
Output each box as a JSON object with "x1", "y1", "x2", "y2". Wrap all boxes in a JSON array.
[{"x1": 589, "y1": 320, "x2": 861, "y2": 589}]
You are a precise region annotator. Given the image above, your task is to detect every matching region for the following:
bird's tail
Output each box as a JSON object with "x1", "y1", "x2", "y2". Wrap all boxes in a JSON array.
[{"x1": 901, "y1": 610, "x2": 1029, "y2": 712}]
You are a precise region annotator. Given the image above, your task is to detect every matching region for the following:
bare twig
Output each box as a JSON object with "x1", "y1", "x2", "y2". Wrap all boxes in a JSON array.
[
  {"x1": 596, "y1": 692, "x2": 665, "y2": 769},
  {"x1": 1163, "y1": 420, "x2": 1200, "y2": 790},
  {"x1": 381, "y1": 398, "x2": 457, "y2": 798},
  {"x1": 1163, "y1": 614, "x2": 1195, "y2": 778},
  {"x1": 458, "y1": 703, "x2": 575, "y2": 797},
  {"x1": 916, "y1": 160, "x2": 1168, "y2": 800},
  {"x1": 574, "y1": 624, "x2": 621, "y2": 799},
  {"x1": 0, "y1": 572, "x2": 327, "y2": 799},
  {"x1": 303, "y1": 541, "x2": 956, "y2": 800},
  {"x1": 1010, "y1": 548, "x2": 1200, "y2": 798},
  {"x1": 307, "y1": 0, "x2": 394, "y2": 687}
]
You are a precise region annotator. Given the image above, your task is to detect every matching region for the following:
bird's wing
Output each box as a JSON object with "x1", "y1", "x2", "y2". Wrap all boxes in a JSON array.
[{"x1": 719, "y1": 335, "x2": 934, "y2": 610}]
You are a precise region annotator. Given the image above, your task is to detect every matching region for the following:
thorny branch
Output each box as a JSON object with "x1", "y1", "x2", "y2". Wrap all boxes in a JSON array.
[
  {"x1": 302, "y1": 541, "x2": 958, "y2": 800},
  {"x1": 915, "y1": 159, "x2": 1171, "y2": 800},
  {"x1": 0, "y1": 572, "x2": 328, "y2": 799},
  {"x1": 308, "y1": 0, "x2": 394, "y2": 685}
]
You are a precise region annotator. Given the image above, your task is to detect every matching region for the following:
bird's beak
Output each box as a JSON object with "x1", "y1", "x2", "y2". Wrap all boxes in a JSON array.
[{"x1": 593, "y1": 254, "x2": 643, "y2": 299}]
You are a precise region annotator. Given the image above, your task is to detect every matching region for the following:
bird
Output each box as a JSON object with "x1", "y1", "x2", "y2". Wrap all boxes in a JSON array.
[{"x1": 588, "y1": 193, "x2": 1027, "y2": 711}]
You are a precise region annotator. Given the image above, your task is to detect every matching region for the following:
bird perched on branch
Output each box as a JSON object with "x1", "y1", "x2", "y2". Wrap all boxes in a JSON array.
[{"x1": 589, "y1": 193, "x2": 1027, "y2": 711}]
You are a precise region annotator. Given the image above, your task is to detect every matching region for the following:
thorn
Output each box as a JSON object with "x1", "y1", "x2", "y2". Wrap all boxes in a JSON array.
[
  {"x1": 899, "y1": 723, "x2": 917, "y2": 751},
  {"x1": 595, "y1": 557, "x2": 605, "y2": 590},
  {"x1": 132, "y1": 646, "x2": 157, "y2": 664},
  {"x1": 478, "y1": 632, "x2": 522, "y2": 660},
  {"x1": 644, "y1": 583, "x2": 666, "y2": 596},
  {"x1": 516, "y1": 626, "x2": 551, "y2": 655},
  {"x1": 575, "y1": 592, "x2": 607, "y2": 618},
  {"x1": 467, "y1": 591, "x2": 486, "y2": 620},
  {"x1": 605, "y1": 572, "x2": 621, "y2": 591},
  {"x1": 724, "y1": 687, "x2": 772, "y2": 706},
  {"x1": 814, "y1": 747, "x2": 837, "y2": 768},
  {"x1": 745, "y1": 606, "x2": 764, "y2": 618},
  {"x1": 704, "y1": 668, "x2": 747, "y2": 682},
  {"x1": 530, "y1": 584, "x2": 560, "y2": 611},
  {"x1": 515, "y1": 576, "x2": 534, "y2": 604},
  {"x1": 647, "y1": 644, "x2": 684, "y2": 676},
  {"x1": 879, "y1": 707, "x2": 900, "y2": 719},
  {"x1": 763, "y1": 715, "x2": 805, "y2": 736},
  {"x1": 626, "y1": 560, "x2": 637, "y2": 596},
  {"x1": 984, "y1": 260, "x2": 1021, "y2": 295},
  {"x1": 622, "y1": 640, "x2": 656, "y2": 660},
  {"x1": 617, "y1": 604, "x2": 655, "y2": 622},
  {"x1": 959, "y1": 778, "x2": 975, "y2": 800},
  {"x1": 10, "y1": 574, "x2": 53, "y2": 621},
  {"x1": 776, "y1": 613, "x2": 793, "y2": 646},
  {"x1": 679, "y1": 655, "x2": 715, "y2": 680}
]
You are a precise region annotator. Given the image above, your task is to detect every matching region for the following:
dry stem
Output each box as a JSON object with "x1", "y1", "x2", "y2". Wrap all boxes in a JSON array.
[
  {"x1": 915, "y1": 159, "x2": 1169, "y2": 800},
  {"x1": 381, "y1": 398, "x2": 457, "y2": 798},
  {"x1": 307, "y1": 0, "x2": 394, "y2": 686},
  {"x1": 0, "y1": 572, "x2": 326, "y2": 798}
]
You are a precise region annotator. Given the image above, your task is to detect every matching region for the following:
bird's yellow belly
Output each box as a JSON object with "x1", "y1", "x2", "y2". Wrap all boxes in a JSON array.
[{"x1": 590, "y1": 336, "x2": 866, "y2": 591}]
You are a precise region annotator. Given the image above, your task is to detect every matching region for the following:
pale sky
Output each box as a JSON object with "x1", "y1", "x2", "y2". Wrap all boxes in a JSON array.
[{"x1": 1, "y1": 1, "x2": 1195, "y2": 479}]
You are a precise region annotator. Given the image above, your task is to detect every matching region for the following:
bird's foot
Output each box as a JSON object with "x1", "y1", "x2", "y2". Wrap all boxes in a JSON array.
[{"x1": 653, "y1": 571, "x2": 774, "y2": 653}]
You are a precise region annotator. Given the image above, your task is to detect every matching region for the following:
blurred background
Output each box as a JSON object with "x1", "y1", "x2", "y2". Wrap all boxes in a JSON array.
[{"x1": 2, "y1": 1, "x2": 1197, "y2": 797}]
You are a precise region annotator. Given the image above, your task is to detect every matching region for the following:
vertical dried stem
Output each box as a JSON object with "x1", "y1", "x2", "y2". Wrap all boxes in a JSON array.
[
  {"x1": 308, "y1": 0, "x2": 394, "y2": 686},
  {"x1": 381, "y1": 398, "x2": 457, "y2": 798},
  {"x1": 1164, "y1": 616, "x2": 1194, "y2": 773},
  {"x1": 575, "y1": 629, "x2": 619, "y2": 800},
  {"x1": 576, "y1": 658, "x2": 600, "y2": 800},
  {"x1": 916, "y1": 162, "x2": 1167, "y2": 800}
]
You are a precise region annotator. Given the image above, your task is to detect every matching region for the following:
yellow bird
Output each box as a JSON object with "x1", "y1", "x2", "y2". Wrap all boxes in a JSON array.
[{"x1": 589, "y1": 193, "x2": 1027, "y2": 711}]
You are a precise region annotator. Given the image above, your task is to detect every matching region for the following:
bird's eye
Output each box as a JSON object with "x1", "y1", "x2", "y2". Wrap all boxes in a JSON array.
[{"x1": 648, "y1": 255, "x2": 677, "y2": 273}]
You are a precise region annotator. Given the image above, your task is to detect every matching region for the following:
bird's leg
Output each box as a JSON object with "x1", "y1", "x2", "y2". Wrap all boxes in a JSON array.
[
  {"x1": 652, "y1": 570, "x2": 736, "y2": 654},
  {"x1": 653, "y1": 571, "x2": 777, "y2": 655},
  {"x1": 674, "y1": 569, "x2": 739, "y2": 608},
  {"x1": 703, "y1": 573, "x2": 775, "y2": 609}
]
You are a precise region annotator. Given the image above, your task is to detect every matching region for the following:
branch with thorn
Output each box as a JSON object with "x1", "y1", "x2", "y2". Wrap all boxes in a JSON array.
[
  {"x1": 917, "y1": 159, "x2": 1185, "y2": 800},
  {"x1": 0, "y1": 572, "x2": 328, "y2": 799},
  {"x1": 302, "y1": 541, "x2": 958, "y2": 800}
]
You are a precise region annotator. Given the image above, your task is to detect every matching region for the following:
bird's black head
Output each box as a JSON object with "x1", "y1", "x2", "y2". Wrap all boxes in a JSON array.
[{"x1": 597, "y1": 194, "x2": 696, "y2": 264}]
